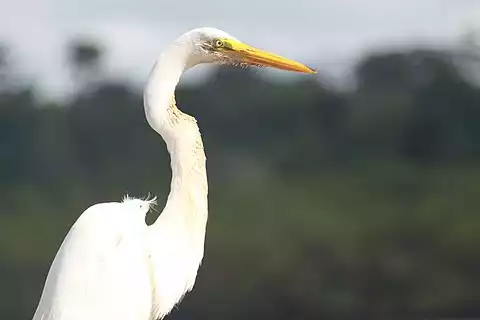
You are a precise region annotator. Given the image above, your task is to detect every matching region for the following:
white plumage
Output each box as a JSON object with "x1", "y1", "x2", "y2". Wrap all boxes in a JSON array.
[{"x1": 32, "y1": 27, "x2": 314, "y2": 320}]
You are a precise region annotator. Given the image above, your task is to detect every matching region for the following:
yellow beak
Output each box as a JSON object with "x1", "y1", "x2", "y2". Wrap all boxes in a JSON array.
[{"x1": 225, "y1": 39, "x2": 316, "y2": 74}]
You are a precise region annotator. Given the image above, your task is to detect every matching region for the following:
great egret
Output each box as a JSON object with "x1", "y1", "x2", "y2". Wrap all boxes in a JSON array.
[{"x1": 32, "y1": 27, "x2": 315, "y2": 320}]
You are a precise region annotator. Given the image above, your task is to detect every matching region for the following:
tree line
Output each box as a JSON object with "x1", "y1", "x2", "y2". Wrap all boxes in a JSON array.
[{"x1": 0, "y1": 38, "x2": 479, "y2": 319}]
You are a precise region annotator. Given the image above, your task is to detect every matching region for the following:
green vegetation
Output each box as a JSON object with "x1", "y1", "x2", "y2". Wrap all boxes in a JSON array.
[{"x1": 0, "y1": 41, "x2": 479, "y2": 319}]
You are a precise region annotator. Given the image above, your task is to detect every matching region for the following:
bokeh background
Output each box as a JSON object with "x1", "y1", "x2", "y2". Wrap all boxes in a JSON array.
[{"x1": 1, "y1": 0, "x2": 480, "y2": 319}]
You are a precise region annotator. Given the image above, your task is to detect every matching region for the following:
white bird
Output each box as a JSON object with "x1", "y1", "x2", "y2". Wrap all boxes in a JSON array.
[{"x1": 32, "y1": 27, "x2": 315, "y2": 320}]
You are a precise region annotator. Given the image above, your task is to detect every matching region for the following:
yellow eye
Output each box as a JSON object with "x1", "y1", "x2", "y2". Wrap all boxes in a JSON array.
[{"x1": 214, "y1": 39, "x2": 224, "y2": 48}]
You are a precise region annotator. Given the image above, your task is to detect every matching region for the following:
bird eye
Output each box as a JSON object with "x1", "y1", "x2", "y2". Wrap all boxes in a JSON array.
[{"x1": 214, "y1": 39, "x2": 224, "y2": 48}]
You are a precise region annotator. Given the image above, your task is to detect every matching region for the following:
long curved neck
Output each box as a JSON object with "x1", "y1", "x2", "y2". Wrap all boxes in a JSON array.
[{"x1": 144, "y1": 39, "x2": 208, "y2": 226}]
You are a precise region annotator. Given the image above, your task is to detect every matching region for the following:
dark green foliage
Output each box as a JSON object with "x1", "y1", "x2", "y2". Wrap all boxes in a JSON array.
[{"x1": 0, "y1": 44, "x2": 479, "y2": 320}]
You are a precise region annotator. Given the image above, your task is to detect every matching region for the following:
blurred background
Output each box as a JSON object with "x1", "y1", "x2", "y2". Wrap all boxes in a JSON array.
[{"x1": 1, "y1": 0, "x2": 480, "y2": 319}]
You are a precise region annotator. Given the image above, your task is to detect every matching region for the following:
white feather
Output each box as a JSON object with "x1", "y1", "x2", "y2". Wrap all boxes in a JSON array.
[
  {"x1": 31, "y1": 27, "x2": 228, "y2": 320},
  {"x1": 32, "y1": 26, "x2": 312, "y2": 320}
]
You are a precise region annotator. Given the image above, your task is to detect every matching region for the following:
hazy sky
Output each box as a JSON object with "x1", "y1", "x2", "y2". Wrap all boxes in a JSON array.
[{"x1": 1, "y1": 0, "x2": 479, "y2": 98}]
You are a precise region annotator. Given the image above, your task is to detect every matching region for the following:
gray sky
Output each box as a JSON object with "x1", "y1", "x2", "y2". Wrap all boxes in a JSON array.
[{"x1": 1, "y1": 0, "x2": 479, "y2": 99}]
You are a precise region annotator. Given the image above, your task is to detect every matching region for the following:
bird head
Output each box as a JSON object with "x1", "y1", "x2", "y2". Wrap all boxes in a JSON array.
[{"x1": 184, "y1": 27, "x2": 316, "y2": 74}]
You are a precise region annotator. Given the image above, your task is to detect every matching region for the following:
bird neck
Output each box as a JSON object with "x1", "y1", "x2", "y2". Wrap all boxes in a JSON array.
[{"x1": 144, "y1": 39, "x2": 208, "y2": 224}]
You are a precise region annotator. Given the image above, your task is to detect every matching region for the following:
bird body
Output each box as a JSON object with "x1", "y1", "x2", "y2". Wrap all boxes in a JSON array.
[
  {"x1": 32, "y1": 27, "x2": 314, "y2": 320},
  {"x1": 33, "y1": 201, "x2": 154, "y2": 320}
]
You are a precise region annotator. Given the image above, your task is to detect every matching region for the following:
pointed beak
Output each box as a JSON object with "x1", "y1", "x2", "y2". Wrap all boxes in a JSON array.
[{"x1": 226, "y1": 40, "x2": 316, "y2": 74}]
